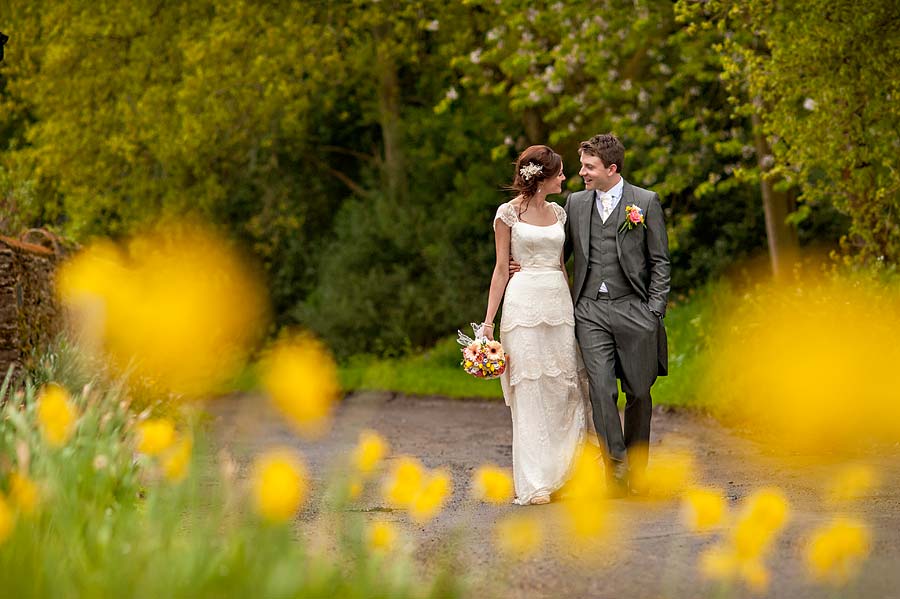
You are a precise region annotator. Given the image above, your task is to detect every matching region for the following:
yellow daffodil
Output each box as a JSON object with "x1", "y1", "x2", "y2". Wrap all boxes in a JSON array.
[
  {"x1": 383, "y1": 456, "x2": 426, "y2": 507},
  {"x1": 697, "y1": 487, "x2": 789, "y2": 595},
  {"x1": 826, "y1": 465, "x2": 879, "y2": 503},
  {"x1": 702, "y1": 276, "x2": 900, "y2": 452},
  {"x1": 57, "y1": 226, "x2": 267, "y2": 397},
  {"x1": 805, "y1": 518, "x2": 871, "y2": 586},
  {"x1": 161, "y1": 436, "x2": 193, "y2": 482},
  {"x1": 9, "y1": 472, "x2": 40, "y2": 515},
  {"x1": 471, "y1": 464, "x2": 514, "y2": 504},
  {"x1": 564, "y1": 444, "x2": 606, "y2": 500},
  {"x1": 495, "y1": 513, "x2": 542, "y2": 559},
  {"x1": 261, "y1": 334, "x2": 341, "y2": 438},
  {"x1": 739, "y1": 488, "x2": 789, "y2": 537},
  {"x1": 699, "y1": 545, "x2": 770, "y2": 594},
  {"x1": 559, "y1": 444, "x2": 608, "y2": 543},
  {"x1": 409, "y1": 469, "x2": 452, "y2": 524},
  {"x1": 136, "y1": 418, "x2": 177, "y2": 456},
  {"x1": 37, "y1": 384, "x2": 77, "y2": 447},
  {"x1": 632, "y1": 448, "x2": 695, "y2": 499},
  {"x1": 682, "y1": 487, "x2": 726, "y2": 532},
  {"x1": 352, "y1": 430, "x2": 389, "y2": 474},
  {"x1": 0, "y1": 495, "x2": 13, "y2": 543},
  {"x1": 252, "y1": 449, "x2": 308, "y2": 523},
  {"x1": 729, "y1": 489, "x2": 789, "y2": 564},
  {"x1": 366, "y1": 520, "x2": 398, "y2": 554},
  {"x1": 564, "y1": 499, "x2": 607, "y2": 542}
]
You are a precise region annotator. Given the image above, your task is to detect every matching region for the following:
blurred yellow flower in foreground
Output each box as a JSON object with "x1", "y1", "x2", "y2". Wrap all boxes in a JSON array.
[
  {"x1": 136, "y1": 419, "x2": 177, "y2": 456},
  {"x1": 382, "y1": 457, "x2": 452, "y2": 523},
  {"x1": 682, "y1": 487, "x2": 726, "y2": 532},
  {"x1": 57, "y1": 225, "x2": 268, "y2": 397},
  {"x1": 409, "y1": 469, "x2": 452, "y2": 524},
  {"x1": 471, "y1": 464, "x2": 514, "y2": 504},
  {"x1": 805, "y1": 517, "x2": 871, "y2": 586},
  {"x1": 348, "y1": 478, "x2": 363, "y2": 501},
  {"x1": 366, "y1": 520, "x2": 398, "y2": 554},
  {"x1": 698, "y1": 488, "x2": 789, "y2": 594},
  {"x1": 703, "y1": 275, "x2": 900, "y2": 451},
  {"x1": 700, "y1": 546, "x2": 769, "y2": 595},
  {"x1": 383, "y1": 457, "x2": 426, "y2": 507},
  {"x1": 0, "y1": 495, "x2": 13, "y2": 544},
  {"x1": 9, "y1": 472, "x2": 40, "y2": 516},
  {"x1": 732, "y1": 488, "x2": 789, "y2": 560},
  {"x1": 825, "y1": 465, "x2": 879, "y2": 504},
  {"x1": 631, "y1": 449, "x2": 695, "y2": 499},
  {"x1": 252, "y1": 449, "x2": 308, "y2": 524},
  {"x1": 495, "y1": 513, "x2": 542, "y2": 559},
  {"x1": 353, "y1": 430, "x2": 389, "y2": 474},
  {"x1": 161, "y1": 436, "x2": 193, "y2": 482},
  {"x1": 37, "y1": 384, "x2": 77, "y2": 447},
  {"x1": 261, "y1": 334, "x2": 341, "y2": 438},
  {"x1": 560, "y1": 444, "x2": 607, "y2": 543}
]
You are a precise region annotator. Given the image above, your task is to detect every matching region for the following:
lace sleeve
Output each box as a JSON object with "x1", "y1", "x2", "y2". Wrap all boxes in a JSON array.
[
  {"x1": 493, "y1": 203, "x2": 517, "y2": 230},
  {"x1": 551, "y1": 202, "x2": 566, "y2": 226}
]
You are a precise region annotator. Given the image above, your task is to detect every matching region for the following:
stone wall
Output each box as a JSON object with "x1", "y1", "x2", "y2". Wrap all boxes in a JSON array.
[{"x1": 0, "y1": 233, "x2": 63, "y2": 379}]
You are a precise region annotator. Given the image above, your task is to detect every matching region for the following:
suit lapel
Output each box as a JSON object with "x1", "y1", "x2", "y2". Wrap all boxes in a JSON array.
[
  {"x1": 579, "y1": 191, "x2": 592, "y2": 258},
  {"x1": 614, "y1": 181, "x2": 633, "y2": 260}
]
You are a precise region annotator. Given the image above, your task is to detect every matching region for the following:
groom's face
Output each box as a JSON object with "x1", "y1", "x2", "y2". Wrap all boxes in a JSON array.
[{"x1": 579, "y1": 153, "x2": 617, "y2": 192}]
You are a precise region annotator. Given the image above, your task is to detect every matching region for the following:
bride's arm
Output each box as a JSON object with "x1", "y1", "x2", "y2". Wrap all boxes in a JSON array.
[
  {"x1": 559, "y1": 253, "x2": 571, "y2": 289},
  {"x1": 482, "y1": 221, "x2": 512, "y2": 340}
]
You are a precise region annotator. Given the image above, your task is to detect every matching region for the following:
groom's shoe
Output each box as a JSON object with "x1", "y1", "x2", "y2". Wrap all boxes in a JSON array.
[{"x1": 605, "y1": 461, "x2": 629, "y2": 499}]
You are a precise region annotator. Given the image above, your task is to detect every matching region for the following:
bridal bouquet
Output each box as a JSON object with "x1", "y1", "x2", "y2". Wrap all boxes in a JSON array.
[{"x1": 457, "y1": 324, "x2": 507, "y2": 379}]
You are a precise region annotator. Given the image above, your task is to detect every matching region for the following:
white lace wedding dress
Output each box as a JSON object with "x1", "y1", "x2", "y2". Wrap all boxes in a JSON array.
[{"x1": 494, "y1": 201, "x2": 590, "y2": 505}]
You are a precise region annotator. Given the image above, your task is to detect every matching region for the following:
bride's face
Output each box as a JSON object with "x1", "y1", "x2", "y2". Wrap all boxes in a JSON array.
[{"x1": 543, "y1": 163, "x2": 566, "y2": 195}]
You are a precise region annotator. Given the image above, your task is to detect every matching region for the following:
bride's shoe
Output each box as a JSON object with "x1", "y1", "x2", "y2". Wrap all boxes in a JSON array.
[{"x1": 528, "y1": 494, "x2": 551, "y2": 505}]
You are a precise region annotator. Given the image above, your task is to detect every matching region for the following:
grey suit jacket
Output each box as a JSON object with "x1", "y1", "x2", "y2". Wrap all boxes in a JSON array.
[{"x1": 563, "y1": 180, "x2": 671, "y2": 375}]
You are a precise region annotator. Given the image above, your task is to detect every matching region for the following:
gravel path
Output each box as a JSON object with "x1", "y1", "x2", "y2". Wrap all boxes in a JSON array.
[{"x1": 210, "y1": 392, "x2": 900, "y2": 599}]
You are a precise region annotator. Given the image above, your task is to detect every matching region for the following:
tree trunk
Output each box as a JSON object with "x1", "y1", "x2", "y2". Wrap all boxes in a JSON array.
[
  {"x1": 753, "y1": 115, "x2": 798, "y2": 280},
  {"x1": 374, "y1": 31, "x2": 406, "y2": 203},
  {"x1": 523, "y1": 107, "x2": 547, "y2": 146}
]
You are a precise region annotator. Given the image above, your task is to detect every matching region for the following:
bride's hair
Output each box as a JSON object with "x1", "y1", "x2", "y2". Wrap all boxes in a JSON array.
[
  {"x1": 509, "y1": 145, "x2": 562, "y2": 218},
  {"x1": 510, "y1": 145, "x2": 562, "y2": 199}
]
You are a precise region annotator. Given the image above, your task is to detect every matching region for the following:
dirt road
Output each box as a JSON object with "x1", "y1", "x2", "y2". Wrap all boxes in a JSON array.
[{"x1": 211, "y1": 392, "x2": 900, "y2": 598}]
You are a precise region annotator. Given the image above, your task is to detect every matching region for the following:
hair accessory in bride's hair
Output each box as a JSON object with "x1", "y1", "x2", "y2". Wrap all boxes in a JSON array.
[{"x1": 519, "y1": 162, "x2": 543, "y2": 181}]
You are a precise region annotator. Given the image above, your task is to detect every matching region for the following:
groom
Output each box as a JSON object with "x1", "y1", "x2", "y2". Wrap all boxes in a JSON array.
[{"x1": 564, "y1": 133, "x2": 670, "y2": 496}]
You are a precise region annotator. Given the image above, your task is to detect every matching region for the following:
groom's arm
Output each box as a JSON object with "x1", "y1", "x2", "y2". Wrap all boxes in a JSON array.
[
  {"x1": 563, "y1": 194, "x2": 574, "y2": 264},
  {"x1": 645, "y1": 193, "x2": 671, "y2": 317}
]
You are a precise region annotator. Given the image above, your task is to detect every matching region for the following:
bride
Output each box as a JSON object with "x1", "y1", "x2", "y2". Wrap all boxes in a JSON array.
[{"x1": 480, "y1": 145, "x2": 590, "y2": 505}]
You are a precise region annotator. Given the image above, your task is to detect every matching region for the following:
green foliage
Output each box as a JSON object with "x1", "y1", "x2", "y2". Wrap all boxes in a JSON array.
[
  {"x1": 680, "y1": 0, "x2": 900, "y2": 265},
  {"x1": 340, "y1": 336, "x2": 503, "y2": 399},
  {"x1": 2, "y1": 0, "x2": 892, "y2": 358},
  {"x1": 650, "y1": 282, "x2": 735, "y2": 409}
]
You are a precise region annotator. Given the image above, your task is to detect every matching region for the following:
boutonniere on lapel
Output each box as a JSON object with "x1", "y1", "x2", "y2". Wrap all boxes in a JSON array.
[{"x1": 619, "y1": 205, "x2": 647, "y2": 233}]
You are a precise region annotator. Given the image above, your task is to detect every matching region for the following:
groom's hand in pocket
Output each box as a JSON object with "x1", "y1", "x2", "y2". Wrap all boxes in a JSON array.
[{"x1": 508, "y1": 259, "x2": 521, "y2": 277}]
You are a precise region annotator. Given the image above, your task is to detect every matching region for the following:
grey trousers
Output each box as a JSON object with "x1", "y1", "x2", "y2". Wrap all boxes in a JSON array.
[{"x1": 574, "y1": 293, "x2": 659, "y2": 474}]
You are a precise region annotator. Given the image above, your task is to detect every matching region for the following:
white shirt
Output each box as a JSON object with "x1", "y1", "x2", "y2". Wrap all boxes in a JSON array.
[{"x1": 595, "y1": 177, "x2": 625, "y2": 294}]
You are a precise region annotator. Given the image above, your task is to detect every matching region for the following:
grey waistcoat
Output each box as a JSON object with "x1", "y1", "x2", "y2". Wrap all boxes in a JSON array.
[{"x1": 582, "y1": 200, "x2": 632, "y2": 299}]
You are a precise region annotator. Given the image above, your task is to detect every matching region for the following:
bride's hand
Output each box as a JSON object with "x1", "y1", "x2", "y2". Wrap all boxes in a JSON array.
[{"x1": 479, "y1": 323, "x2": 495, "y2": 340}]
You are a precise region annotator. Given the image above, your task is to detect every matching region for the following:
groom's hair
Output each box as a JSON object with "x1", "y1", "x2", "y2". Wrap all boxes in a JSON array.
[{"x1": 579, "y1": 134, "x2": 625, "y2": 174}]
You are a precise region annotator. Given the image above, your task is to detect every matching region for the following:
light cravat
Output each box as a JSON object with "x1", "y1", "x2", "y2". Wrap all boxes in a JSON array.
[{"x1": 599, "y1": 192, "x2": 613, "y2": 222}]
